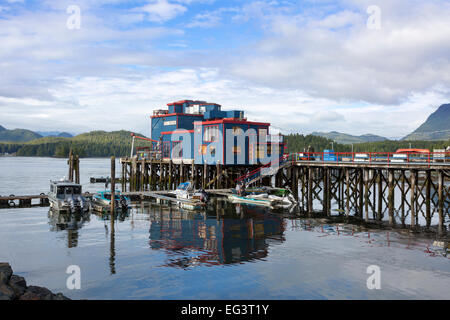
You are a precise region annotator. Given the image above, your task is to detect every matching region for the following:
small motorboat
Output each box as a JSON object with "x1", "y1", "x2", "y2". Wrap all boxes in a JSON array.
[
  {"x1": 230, "y1": 187, "x2": 297, "y2": 207},
  {"x1": 91, "y1": 190, "x2": 130, "y2": 213},
  {"x1": 228, "y1": 194, "x2": 279, "y2": 207},
  {"x1": 171, "y1": 182, "x2": 209, "y2": 211},
  {"x1": 48, "y1": 179, "x2": 89, "y2": 213}
]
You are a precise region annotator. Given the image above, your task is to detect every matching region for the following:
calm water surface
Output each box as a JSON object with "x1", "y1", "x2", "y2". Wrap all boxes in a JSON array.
[{"x1": 0, "y1": 157, "x2": 449, "y2": 299}]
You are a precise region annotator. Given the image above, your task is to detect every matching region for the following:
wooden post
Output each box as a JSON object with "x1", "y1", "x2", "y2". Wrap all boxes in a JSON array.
[
  {"x1": 410, "y1": 170, "x2": 416, "y2": 229},
  {"x1": 438, "y1": 170, "x2": 444, "y2": 235},
  {"x1": 149, "y1": 161, "x2": 153, "y2": 191},
  {"x1": 111, "y1": 156, "x2": 116, "y2": 214},
  {"x1": 292, "y1": 166, "x2": 299, "y2": 202},
  {"x1": 400, "y1": 171, "x2": 405, "y2": 226},
  {"x1": 345, "y1": 168, "x2": 350, "y2": 215},
  {"x1": 121, "y1": 162, "x2": 125, "y2": 192},
  {"x1": 159, "y1": 160, "x2": 163, "y2": 190},
  {"x1": 301, "y1": 168, "x2": 306, "y2": 211},
  {"x1": 358, "y1": 169, "x2": 364, "y2": 216},
  {"x1": 168, "y1": 160, "x2": 173, "y2": 190},
  {"x1": 191, "y1": 163, "x2": 196, "y2": 186},
  {"x1": 140, "y1": 159, "x2": 145, "y2": 191},
  {"x1": 203, "y1": 163, "x2": 207, "y2": 189},
  {"x1": 377, "y1": 170, "x2": 382, "y2": 221},
  {"x1": 308, "y1": 167, "x2": 313, "y2": 213},
  {"x1": 425, "y1": 170, "x2": 431, "y2": 229},
  {"x1": 323, "y1": 168, "x2": 329, "y2": 215},
  {"x1": 68, "y1": 149, "x2": 73, "y2": 182},
  {"x1": 388, "y1": 169, "x2": 394, "y2": 226},
  {"x1": 364, "y1": 168, "x2": 369, "y2": 222}
]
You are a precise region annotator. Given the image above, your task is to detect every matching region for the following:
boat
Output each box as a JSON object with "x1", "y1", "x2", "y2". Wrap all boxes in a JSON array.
[
  {"x1": 171, "y1": 182, "x2": 209, "y2": 211},
  {"x1": 227, "y1": 194, "x2": 278, "y2": 207},
  {"x1": 229, "y1": 187, "x2": 297, "y2": 207},
  {"x1": 91, "y1": 190, "x2": 130, "y2": 213},
  {"x1": 48, "y1": 179, "x2": 89, "y2": 213}
]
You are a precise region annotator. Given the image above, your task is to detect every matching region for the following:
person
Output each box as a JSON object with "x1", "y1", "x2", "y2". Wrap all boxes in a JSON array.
[{"x1": 235, "y1": 182, "x2": 241, "y2": 195}]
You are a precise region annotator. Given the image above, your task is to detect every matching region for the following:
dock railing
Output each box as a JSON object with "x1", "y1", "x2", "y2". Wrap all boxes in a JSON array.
[{"x1": 292, "y1": 151, "x2": 450, "y2": 165}]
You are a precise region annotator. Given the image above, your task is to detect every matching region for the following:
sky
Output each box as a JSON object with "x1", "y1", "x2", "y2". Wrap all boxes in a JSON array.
[{"x1": 0, "y1": 0, "x2": 449, "y2": 139}]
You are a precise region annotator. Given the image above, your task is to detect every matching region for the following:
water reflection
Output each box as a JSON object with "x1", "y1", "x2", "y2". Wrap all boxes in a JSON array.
[
  {"x1": 147, "y1": 201, "x2": 285, "y2": 268},
  {"x1": 47, "y1": 210, "x2": 90, "y2": 248}
]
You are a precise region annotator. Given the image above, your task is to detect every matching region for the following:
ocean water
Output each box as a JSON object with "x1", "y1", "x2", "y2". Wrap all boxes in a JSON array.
[{"x1": 0, "y1": 157, "x2": 449, "y2": 300}]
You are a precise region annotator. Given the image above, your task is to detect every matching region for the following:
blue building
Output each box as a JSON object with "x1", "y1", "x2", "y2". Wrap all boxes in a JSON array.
[{"x1": 151, "y1": 100, "x2": 285, "y2": 165}]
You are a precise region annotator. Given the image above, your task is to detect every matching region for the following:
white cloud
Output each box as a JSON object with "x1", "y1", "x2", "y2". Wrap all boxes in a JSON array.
[
  {"x1": 228, "y1": 0, "x2": 450, "y2": 105},
  {"x1": 136, "y1": 0, "x2": 187, "y2": 23},
  {"x1": 0, "y1": 0, "x2": 448, "y2": 139}
]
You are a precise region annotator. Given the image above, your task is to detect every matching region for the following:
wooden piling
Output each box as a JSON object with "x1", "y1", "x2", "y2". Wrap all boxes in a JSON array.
[
  {"x1": 410, "y1": 170, "x2": 416, "y2": 229},
  {"x1": 437, "y1": 170, "x2": 444, "y2": 235},
  {"x1": 388, "y1": 169, "x2": 394, "y2": 226},
  {"x1": 111, "y1": 156, "x2": 116, "y2": 213},
  {"x1": 307, "y1": 167, "x2": 313, "y2": 213},
  {"x1": 364, "y1": 168, "x2": 369, "y2": 222},
  {"x1": 425, "y1": 170, "x2": 431, "y2": 228}
]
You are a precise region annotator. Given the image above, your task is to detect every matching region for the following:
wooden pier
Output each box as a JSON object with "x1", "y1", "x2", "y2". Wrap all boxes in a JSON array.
[{"x1": 120, "y1": 155, "x2": 450, "y2": 235}]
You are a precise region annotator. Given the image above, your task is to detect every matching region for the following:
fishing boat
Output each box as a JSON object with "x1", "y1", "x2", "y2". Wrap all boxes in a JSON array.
[
  {"x1": 171, "y1": 182, "x2": 209, "y2": 211},
  {"x1": 229, "y1": 187, "x2": 297, "y2": 207},
  {"x1": 227, "y1": 193, "x2": 278, "y2": 207},
  {"x1": 91, "y1": 190, "x2": 130, "y2": 213},
  {"x1": 48, "y1": 179, "x2": 89, "y2": 213}
]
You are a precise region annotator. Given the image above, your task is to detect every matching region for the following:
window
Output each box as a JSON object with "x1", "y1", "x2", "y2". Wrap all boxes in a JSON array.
[
  {"x1": 256, "y1": 144, "x2": 268, "y2": 159},
  {"x1": 172, "y1": 141, "x2": 182, "y2": 159},
  {"x1": 259, "y1": 128, "x2": 268, "y2": 138},
  {"x1": 232, "y1": 126, "x2": 243, "y2": 135},
  {"x1": 232, "y1": 146, "x2": 242, "y2": 154},
  {"x1": 210, "y1": 146, "x2": 216, "y2": 157},
  {"x1": 163, "y1": 142, "x2": 170, "y2": 158},
  {"x1": 204, "y1": 125, "x2": 220, "y2": 142},
  {"x1": 199, "y1": 144, "x2": 207, "y2": 155},
  {"x1": 164, "y1": 120, "x2": 176, "y2": 126}
]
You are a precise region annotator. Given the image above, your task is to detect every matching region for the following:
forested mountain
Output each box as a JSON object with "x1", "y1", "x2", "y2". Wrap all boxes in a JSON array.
[
  {"x1": 37, "y1": 131, "x2": 73, "y2": 138},
  {"x1": 311, "y1": 131, "x2": 387, "y2": 144},
  {"x1": 0, "y1": 130, "x2": 149, "y2": 157},
  {"x1": 403, "y1": 103, "x2": 450, "y2": 140},
  {"x1": 285, "y1": 134, "x2": 449, "y2": 154},
  {"x1": 0, "y1": 125, "x2": 43, "y2": 142}
]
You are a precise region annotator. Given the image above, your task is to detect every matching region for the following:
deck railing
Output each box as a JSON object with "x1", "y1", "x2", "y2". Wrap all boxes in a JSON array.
[
  {"x1": 291, "y1": 151, "x2": 450, "y2": 165},
  {"x1": 235, "y1": 151, "x2": 449, "y2": 185}
]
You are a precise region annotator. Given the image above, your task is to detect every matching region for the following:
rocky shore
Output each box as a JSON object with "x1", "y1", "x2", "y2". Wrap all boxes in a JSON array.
[{"x1": 0, "y1": 263, "x2": 70, "y2": 300}]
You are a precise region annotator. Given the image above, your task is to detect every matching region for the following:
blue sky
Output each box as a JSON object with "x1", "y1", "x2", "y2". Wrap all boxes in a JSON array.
[{"x1": 0, "y1": 0, "x2": 449, "y2": 139}]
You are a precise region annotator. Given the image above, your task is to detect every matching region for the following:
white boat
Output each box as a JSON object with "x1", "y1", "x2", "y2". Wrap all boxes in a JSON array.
[
  {"x1": 172, "y1": 182, "x2": 209, "y2": 210},
  {"x1": 228, "y1": 194, "x2": 278, "y2": 207},
  {"x1": 229, "y1": 187, "x2": 297, "y2": 207},
  {"x1": 48, "y1": 179, "x2": 89, "y2": 213}
]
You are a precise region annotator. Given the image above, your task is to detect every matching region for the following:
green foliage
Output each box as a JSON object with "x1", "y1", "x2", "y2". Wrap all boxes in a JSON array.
[
  {"x1": 285, "y1": 133, "x2": 450, "y2": 153},
  {"x1": 0, "y1": 131, "x2": 150, "y2": 157},
  {"x1": 0, "y1": 128, "x2": 42, "y2": 142},
  {"x1": 403, "y1": 103, "x2": 450, "y2": 140},
  {"x1": 311, "y1": 131, "x2": 387, "y2": 144}
]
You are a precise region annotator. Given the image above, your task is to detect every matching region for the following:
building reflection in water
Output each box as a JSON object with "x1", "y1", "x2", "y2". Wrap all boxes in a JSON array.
[
  {"x1": 47, "y1": 209, "x2": 90, "y2": 248},
  {"x1": 148, "y1": 200, "x2": 286, "y2": 268}
]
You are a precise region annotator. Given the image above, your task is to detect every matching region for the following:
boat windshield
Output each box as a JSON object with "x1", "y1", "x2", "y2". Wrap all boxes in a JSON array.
[
  {"x1": 56, "y1": 186, "x2": 82, "y2": 198},
  {"x1": 103, "y1": 192, "x2": 122, "y2": 200},
  {"x1": 177, "y1": 182, "x2": 192, "y2": 191}
]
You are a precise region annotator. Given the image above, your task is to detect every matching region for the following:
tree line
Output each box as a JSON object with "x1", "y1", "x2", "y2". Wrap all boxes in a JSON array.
[{"x1": 284, "y1": 134, "x2": 449, "y2": 153}]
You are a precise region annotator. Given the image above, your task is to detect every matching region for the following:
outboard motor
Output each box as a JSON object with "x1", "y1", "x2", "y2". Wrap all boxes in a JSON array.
[
  {"x1": 77, "y1": 195, "x2": 85, "y2": 211},
  {"x1": 119, "y1": 195, "x2": 128, "y2": 210},
  {"x1": 198, "y1": 189, "x2": 210, "y2": 203},
  {"x1": 67, "y1": 195, "x2": 76, "y2": 213}
]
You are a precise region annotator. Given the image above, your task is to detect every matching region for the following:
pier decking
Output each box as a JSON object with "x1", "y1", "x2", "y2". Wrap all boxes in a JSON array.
[{"x1": 120, "y1": 153, "x2": 450, "y2": 234}]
